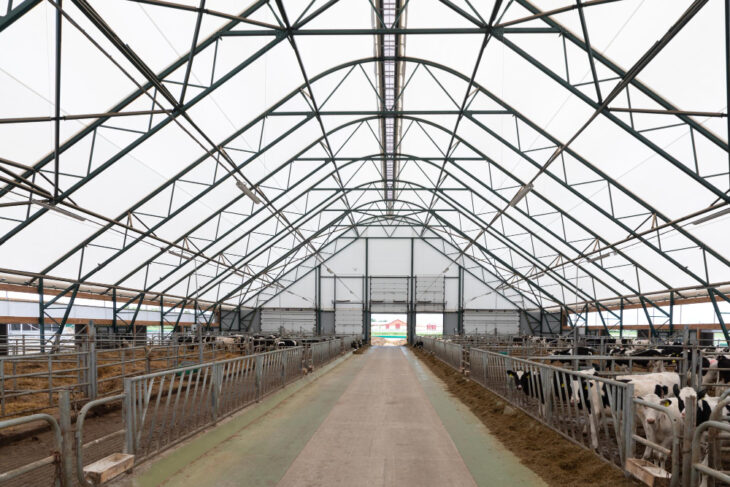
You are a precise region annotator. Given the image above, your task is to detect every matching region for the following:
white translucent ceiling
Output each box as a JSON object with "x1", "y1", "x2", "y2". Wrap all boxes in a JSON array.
[{"x1": 0, "y1": 0, "x2": 728, "y2": 312}]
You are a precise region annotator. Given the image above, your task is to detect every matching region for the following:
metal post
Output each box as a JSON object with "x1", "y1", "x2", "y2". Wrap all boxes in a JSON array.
[
  {"x1": 87, "y1": 321, "x2": 97, "y2": 400},
  {"x1": 457, "y1": 266, "x2": 464, "y2": 335},
  {"x1": 544, "y1": 369, "x2": 554, "y2": 425},
  {"x1": 197, "y1": 323, "x2": 203, "y2": 363},
  {"x1": 681, "y1": 394, "x2": 697, "y2": 487},
  {"x1": 212, "y1": 363, "x2": 222, "y2": 423},
  {"x1": 315, "y1": 265, "x2": 321, "y2": 335},
  {"x1": 669, "y1": 291, "x2": 675, "y2": 335},
  {"x1": 281, "y1": 351, "x2": 288, "y2": 385},
  {"x1": 622, "y1": 383, "x2": 635, "y2": 466},
  {"x1": 39, "y1": 278, "x2": 45, "y2": 353},
  {"x1": 159, "y1": 295, "x2": 164, "y2": 343},
  {"x1": 619, "y1": 298, "x2": 624, "y2": 339},
  {"x1": 111, "y1": 287, "x2": 117, "y2": 334},
  {"x1": 681, "y1": 326, "x2": 690, "y2": 388},
  {"x1": 123, "y1": 379, "x2": 135, "y2": 455},
  {"x1": 48, "y1": 353, "x2": 53, "y2": 407},
  {"x1": 364, "y1": 238, "x2": 370, "y2": 343},
  {"x1": 59, "y1": 389, "x2": 73, "y2": 487},
  {"x1": 409, "y1": 237, "x2": 415, "y2": 345},
  {"x1": 255, "y1": 355, "x2": 263, "y2": 401},
  {"x1": 53, "y1": 0, "x2": 62, "y2": 202}
]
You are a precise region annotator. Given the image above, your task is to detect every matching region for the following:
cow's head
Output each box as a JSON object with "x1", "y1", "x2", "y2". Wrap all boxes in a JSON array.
[
  {"x1": 654, "y1": 384, "x2": 669, "y2": 398},
  {"x1": 506, "y1": 370, "x2": 529, "y2": 390}
]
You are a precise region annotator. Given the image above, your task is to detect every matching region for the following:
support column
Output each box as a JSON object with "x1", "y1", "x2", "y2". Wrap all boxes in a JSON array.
[
  {"x1": 316, "y1": 265, "x2": 322, "y2": 335},
  {"x1": 457, "y1": 266, "x2": 464, "y2": 335},
  {"x1": 619, "y1": 298, "x2": 624, "y2": 339},
  {"x1": 364, "y1": 238, "x2": 370, "y2": 343},
  {"x1": 669, "y1": 291, "x2": 675, "y2": 335},
  {"x1": 408, "y1": 238, "x2": 415, "y2": 345},
  {"x1": 111, "y1": 287, "x2": 117, "y2": 334},
  {"x1": 38, "y1": 278, "x2": 45, "y2": 353},
  {"x1": 159, "y1": 295, "x2": 164, "y2": 343}
]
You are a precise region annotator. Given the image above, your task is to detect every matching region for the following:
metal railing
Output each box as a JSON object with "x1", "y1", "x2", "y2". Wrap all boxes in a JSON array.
[
  {"x1": 0, "y1": 328, "x2": 351, "y2": 418},
  {"x1": 0, "y1": 336, "x2": 351, "y2": 486},
  {"x1": 632, "y1": 397, "x2": 686, "y2": 487},
  {"x1": 421, "y1": 336, "x2": 463, "y2": 371},
  {"x1": 311, "y1": 339, "x2": 344, "y2": 369},
  {"x1": 0, "y1": 339, "x2": 239, "y2": 418},
  {"x1": 419, "y1": 337, "x2": 730, "y2": 486},
  {"x1": 690, "y1": 393, "x2": 730, "y2": 487},
  {"x1": 467, "y1": 346, "x2": 634, "y2": 467},
  {"x1": 0, "y1": 413, "x2": 64, "y2": 486},
  {"x1": 123, "y1": 346, "x2": 306, "y2": 461},
  {"x1": 76, "y1": 395, "x2": 126, "y2": 487}
]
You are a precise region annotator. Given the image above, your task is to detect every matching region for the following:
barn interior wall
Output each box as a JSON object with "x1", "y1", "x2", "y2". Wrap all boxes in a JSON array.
[
  {"x1": 259, "y1": 238, "x2": 517, "y2": 313},
  {"x1": 320, "y1": 311, "x2": 335, "y2": 335},
  {"x1": 443, "y1": 312, "x2": 459, "y2": 335}
]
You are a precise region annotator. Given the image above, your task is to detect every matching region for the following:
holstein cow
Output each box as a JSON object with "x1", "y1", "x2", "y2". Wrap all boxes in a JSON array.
[
  {"x1": 214, "y1": 336, "x2": 236, "y2": 352},
  {"x1": 609, "y1": 347, "x2": 679, "y2": 373},
  {"x1": 573, "y1": 372, "x2": 681, "y2": 458},
  {"x1": 275, "y1": 338, "x2": 298, "y2": 348},
  {"x1": 614, "y1": 372, "x2": 681, "y2": 398},
  {"x1": 671, "y1": 385, "x2": 730, "y2": 426},
  {"x1": 669, "y1": 385, "x2": 730, "y2": 487},
  {"x1": 635, "y1": 393, "x2": 677, "y2": 468},
  {"x1": 565, "y1": 368, "x2": 607, "y2": 450},
  {"x1": 714, "y1": 355, "x2": 730, "y2": 385},
  {"x1": 700, "y1": 356, "x2": 719, "y2": 388},
  {"x1": 506, "y1": 369, "x2": 546, "y2": 412},
  {"x1": 552, "y1": 347, "x2": 596, "y2": 367},
  {"x1": 506, "y1": 369, "x2": 571, "y2": 416}
]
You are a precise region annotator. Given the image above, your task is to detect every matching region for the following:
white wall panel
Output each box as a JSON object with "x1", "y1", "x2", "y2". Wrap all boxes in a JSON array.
[
  {"x1": 261, "y1": 309, "x2": 315, "y2": 334},
  {"x1": 463, "y1": 310, "x2": 520, "y2": 335}
]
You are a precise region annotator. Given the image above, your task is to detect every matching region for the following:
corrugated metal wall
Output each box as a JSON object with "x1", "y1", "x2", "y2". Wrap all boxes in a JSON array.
[
  {"x1": 334, "y1": 305, "x2": 362, "y2": 336},
  {"x1": 261, "y1": 309, "x2": 316, "y2": 334},
  {"x1": 462, "y1": 310, "x2": 520, "y2": 335}
]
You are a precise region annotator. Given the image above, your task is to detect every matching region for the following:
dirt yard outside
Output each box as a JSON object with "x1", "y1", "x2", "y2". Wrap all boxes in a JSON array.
[{"x1": 371, "y1": 337, "x2": 407, "y2": 347}]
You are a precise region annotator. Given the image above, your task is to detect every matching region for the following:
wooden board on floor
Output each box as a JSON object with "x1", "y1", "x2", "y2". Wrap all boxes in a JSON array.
[{"x1": 625, "y1": 458, "x2": 670, "y2": 487}]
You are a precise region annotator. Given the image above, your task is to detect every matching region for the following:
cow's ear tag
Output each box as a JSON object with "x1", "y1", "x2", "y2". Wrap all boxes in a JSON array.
[{"x1": 660, "y1": 399, "x2": 671, "y2": 407}]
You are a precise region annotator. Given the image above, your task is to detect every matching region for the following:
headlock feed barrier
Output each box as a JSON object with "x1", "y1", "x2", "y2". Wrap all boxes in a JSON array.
[
  {"x1": 0, "y1": 337, "x2": 348, "y2": 487},
  {"x1": 468, "y1": 347, "x2": 635, "y2": 467},
  {"x1": 419, "y1": 336, "x2": 730, "y2": 487}
]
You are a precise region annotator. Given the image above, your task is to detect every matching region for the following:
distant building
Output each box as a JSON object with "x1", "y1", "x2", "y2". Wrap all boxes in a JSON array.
[{"x1": 371, "y1": 318, "x2": 408, "y2": 337}]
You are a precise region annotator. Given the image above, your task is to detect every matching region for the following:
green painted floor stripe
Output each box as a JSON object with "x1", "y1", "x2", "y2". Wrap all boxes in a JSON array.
[
  {"x1": 404, "y1": 349, "x2": 547, "y2": 487},
  {"x1": 124, "y1": 352, "x2": 365, "y2": 487}
]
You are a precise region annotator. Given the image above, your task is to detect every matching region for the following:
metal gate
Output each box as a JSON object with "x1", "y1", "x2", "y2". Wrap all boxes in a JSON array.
[
  {"x1": 462, "y1": 310, "x2": 519, "y2": 335},
  {"x1": 260, "y1": 309, "x2": 316, "y2": 334},
  {"x1": 415, "y1": 275, "x2": 444, "y2": 312},
  {"x1": 334, "y1": 302, "x2": 363, "y2": 336},
  {"x1": 369, "y1": 277, "x2": 409, "y2": 313}
]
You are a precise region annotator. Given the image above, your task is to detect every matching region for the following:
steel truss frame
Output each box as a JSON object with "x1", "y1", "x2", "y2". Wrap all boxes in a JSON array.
[{"x1": 1, "y1": 0, "x2": 729, "y2": 337}]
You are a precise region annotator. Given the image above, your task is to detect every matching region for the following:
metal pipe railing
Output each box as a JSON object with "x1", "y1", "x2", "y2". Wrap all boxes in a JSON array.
[
  {"x1": 75, "y1": 394, "x2": 125, "y2": 487},
  {"x1": 632, "y1": 397, "x2": 685, "y2": 487},
  {"x1": 0, "y1": 413, "x2": 64, "y2": 485}
]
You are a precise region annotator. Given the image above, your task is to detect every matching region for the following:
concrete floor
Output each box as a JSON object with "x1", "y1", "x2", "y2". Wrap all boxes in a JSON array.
[{"x1": 125, "y1": 347, "x2": 546, "y2": 487}]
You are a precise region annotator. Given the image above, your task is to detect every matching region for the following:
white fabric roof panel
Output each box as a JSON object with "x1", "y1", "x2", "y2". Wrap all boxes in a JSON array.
[{"x1": 0, "y1": 0, "x2": 727, "y2": 316}]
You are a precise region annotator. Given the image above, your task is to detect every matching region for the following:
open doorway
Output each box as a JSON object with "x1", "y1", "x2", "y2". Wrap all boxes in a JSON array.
[
  {"x1": 416, "y1": 313, "x2": 443, "y2": 336},
  {"x1": 370, "y1": 313, "x2": 407, "y2": 346}
]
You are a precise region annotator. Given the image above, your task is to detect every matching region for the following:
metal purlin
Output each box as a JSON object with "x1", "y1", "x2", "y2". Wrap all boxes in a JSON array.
[{"x1": 0, "y1": 0, "x2": 728, "y2": 331}]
